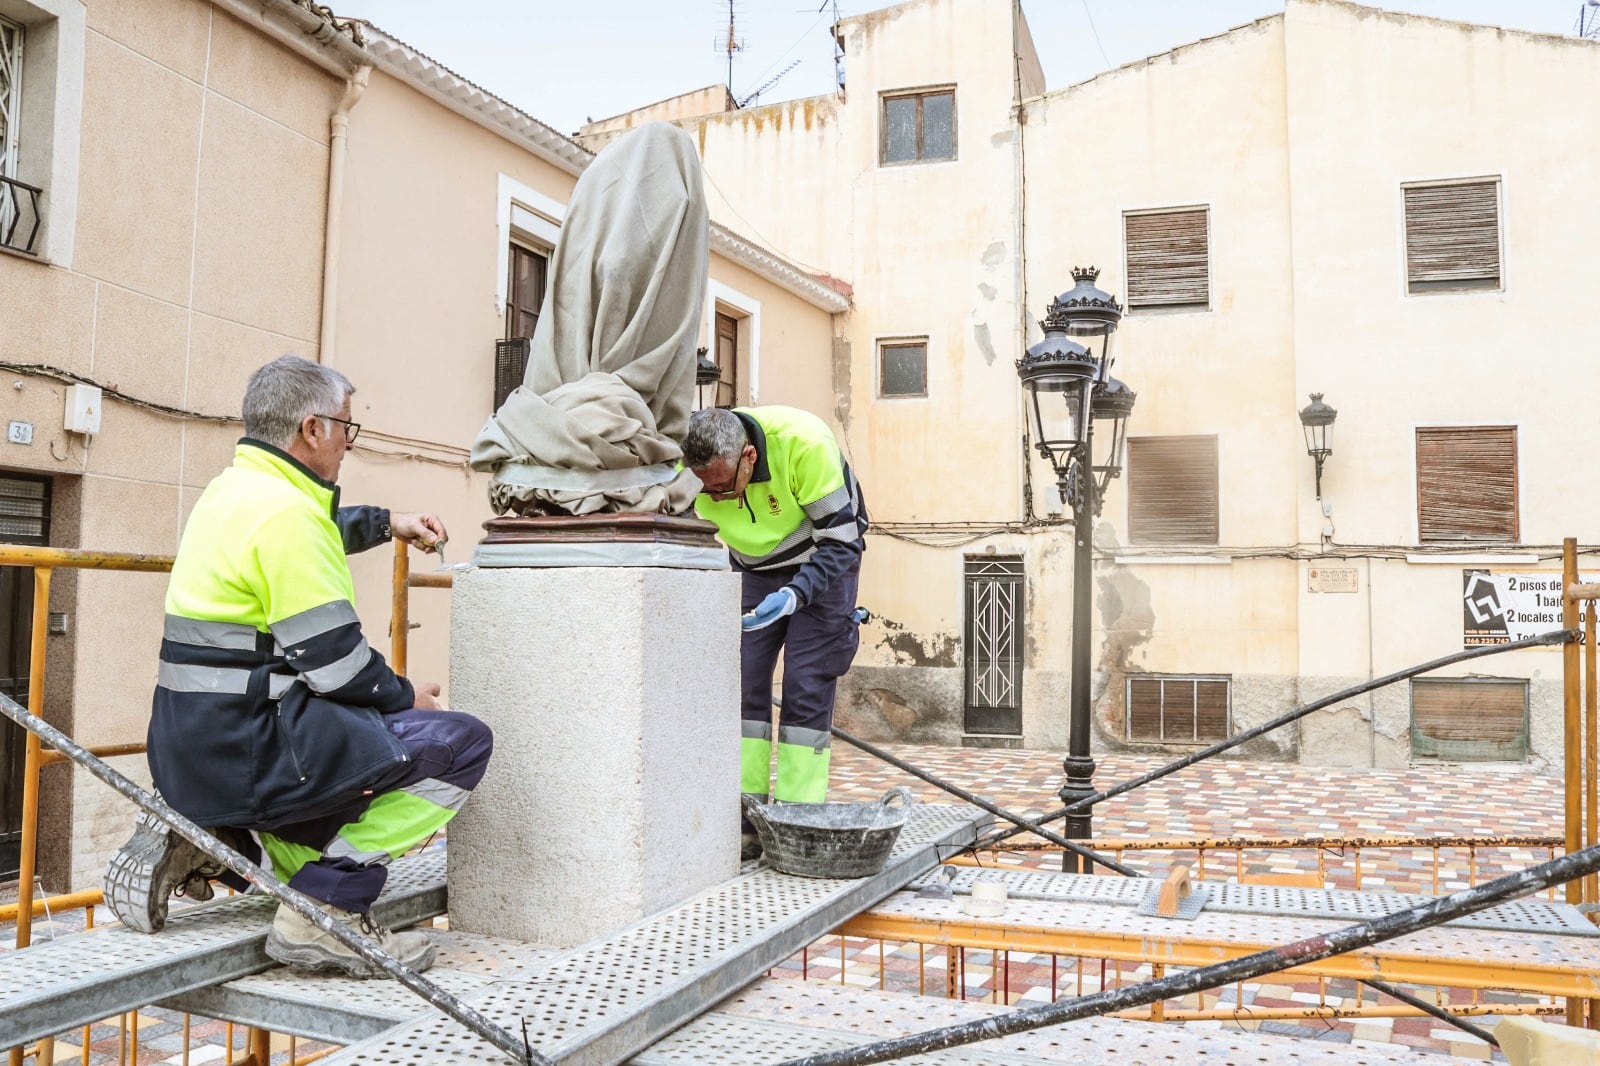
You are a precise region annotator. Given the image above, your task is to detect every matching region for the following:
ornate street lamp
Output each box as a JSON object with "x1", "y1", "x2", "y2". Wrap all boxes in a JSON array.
[
  {"x1": 1090, "y1": 376, "x2": 1137, "y2": 499},
  {"x1": 695, "y1": 348, "x2": 722, "y2": 411},
  {"x1": 1016, "y1": 266, "x2": 1129, "y2": 873},
  {"x1": 1298, "y1": 392, "x2": 1337, "y2": 499}
]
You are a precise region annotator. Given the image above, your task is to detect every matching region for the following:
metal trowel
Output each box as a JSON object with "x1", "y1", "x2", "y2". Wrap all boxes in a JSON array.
[{"x1": 917, "y1": 864, "x2": 958, "y2": 901}]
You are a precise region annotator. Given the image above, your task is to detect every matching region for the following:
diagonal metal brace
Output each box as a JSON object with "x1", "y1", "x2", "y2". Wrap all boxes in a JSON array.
[
  {"x1": 0, "y1": 692, "x2": 549, "y2": 1066},
  {"x1": 1361, "y1": 978, "x2": 1499, "y2": 1047},
  {"x1": 980, "y1": 627, "x2": 1581, "y2": 852},
  {"x1": 830, "y1": 725, "x2": 1140, "y2": 877}
]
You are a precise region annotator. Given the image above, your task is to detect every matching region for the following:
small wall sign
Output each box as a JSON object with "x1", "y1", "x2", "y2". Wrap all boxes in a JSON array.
[{"x1": 1308, "y1": 566, "x2": 1359, "y2": 593}]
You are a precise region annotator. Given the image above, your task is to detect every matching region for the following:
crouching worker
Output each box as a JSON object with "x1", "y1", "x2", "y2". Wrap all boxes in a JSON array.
[{"x1": 104, "y1": 355, "x2": 493, "y2": 978}]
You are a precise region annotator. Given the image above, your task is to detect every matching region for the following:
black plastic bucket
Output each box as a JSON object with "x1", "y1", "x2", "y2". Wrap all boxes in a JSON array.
[{"x1": 743, "y1": 787, "x2": 914, "y2": 878}]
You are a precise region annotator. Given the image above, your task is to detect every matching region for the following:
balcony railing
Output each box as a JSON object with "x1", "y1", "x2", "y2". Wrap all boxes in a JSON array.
[{"x1": 0, "y1": 173, "x2": 42, "y2": 256}]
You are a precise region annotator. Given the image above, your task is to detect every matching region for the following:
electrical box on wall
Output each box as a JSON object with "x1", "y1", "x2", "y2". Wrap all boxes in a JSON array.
[{"x1": 64, "y1": 384, "x2": 102, "y2": 435}]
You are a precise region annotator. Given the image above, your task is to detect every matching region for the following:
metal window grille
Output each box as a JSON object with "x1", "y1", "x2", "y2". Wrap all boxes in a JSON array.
[
  {"x1": 1124, "y1": 207, "x2": 1210, "y2": 312},
  {"x1": 963, "y1": 556, "x2": 1023, "y2": 735},
  {"x1": 1416, "y1": 426, "x2": 1518, "y2": 542},
  {"x1": 1404, "y1": 180, "x2": 1501, "y2": 293},
  {"x1": 0, "y1": 15, "x2": 19, "y2": 181},
  {"x1": 880, "y1": 88, "x2": 956, "y2": 165},
  {"x1": 1411, "y1": 677, "x2": 1528, "y2": 762},
  {"x1": 495, "y1": 243, "x2": 547, "y2": 410},
  {"x1": 1126, "y1": 675, "x2": 1230, "y2": 743},
  {"x1": 493, "y1": 338, "x2": 530, "y2": 412},
  {"x1": 1127, "y1": 435, "x2": 1219, "y2": 545},
  {"x1": 878, "y1": 338, "x2": 927, "y2": 398}
]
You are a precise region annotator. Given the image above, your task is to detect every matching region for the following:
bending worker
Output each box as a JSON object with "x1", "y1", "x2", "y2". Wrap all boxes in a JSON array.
[
  {"x1": 682, "y1": 406, "x2": 868, "y2": 860},
  {"x1": 104, "y1": 355, "x2": 493, "y2": 979}
]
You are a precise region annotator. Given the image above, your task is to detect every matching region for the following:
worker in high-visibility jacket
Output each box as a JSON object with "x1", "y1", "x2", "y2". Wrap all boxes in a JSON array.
[
  {"x1": 683, "y1": 406, "x2": 868, "y2": 860},
  {"x1": 103, "y1": 355, "x2": 493, "y2": 979}
]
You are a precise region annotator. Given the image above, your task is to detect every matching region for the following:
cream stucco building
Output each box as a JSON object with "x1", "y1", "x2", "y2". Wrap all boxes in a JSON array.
[
  {"x1": 0, "y1": 0, "x2": 843, "y2": 891},
  {"x1": 588, "y1": 0, "x2": 1600, "y2": 773}
]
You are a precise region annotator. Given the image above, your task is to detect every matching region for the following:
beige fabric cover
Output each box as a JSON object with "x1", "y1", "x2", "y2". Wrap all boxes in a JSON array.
[{"x1": 471, "y1": 123, "x2": 708, "y2": 515}]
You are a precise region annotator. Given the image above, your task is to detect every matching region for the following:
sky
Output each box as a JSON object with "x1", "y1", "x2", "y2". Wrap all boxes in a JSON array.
[{"x1": 326, "y1": 1, "x2": 1592, "y2": 137}]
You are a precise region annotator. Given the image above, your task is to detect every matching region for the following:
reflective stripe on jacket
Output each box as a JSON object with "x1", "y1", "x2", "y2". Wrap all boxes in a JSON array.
[
  {"x1": 148, "y1": 440, "x2": 414, "y2": 827},
  {"x1": 693, "y1": 406, "x2": 868, "y2": 605}
]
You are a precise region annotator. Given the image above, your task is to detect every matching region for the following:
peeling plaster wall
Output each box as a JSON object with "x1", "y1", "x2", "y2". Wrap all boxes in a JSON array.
[{"x1": 699, "y1": 0, "x2": 1600, "y2": 778}]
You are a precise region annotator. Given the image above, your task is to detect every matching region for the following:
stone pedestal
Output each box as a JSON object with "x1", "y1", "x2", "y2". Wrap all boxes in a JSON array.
[{"x1": 447, "y1": 541, "x2": 741, "y2": 948}]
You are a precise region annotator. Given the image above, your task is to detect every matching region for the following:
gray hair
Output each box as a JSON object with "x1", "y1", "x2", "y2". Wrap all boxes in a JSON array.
[
  {"x1": 682, "y1": 408, "x2": 746, "y2": 468},
  {"x1": 242, "y1": 355, "x2": 355, "y2": 449}
]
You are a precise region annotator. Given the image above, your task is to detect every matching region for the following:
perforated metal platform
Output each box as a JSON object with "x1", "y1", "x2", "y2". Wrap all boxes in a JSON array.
[
  {"x1": 634, "y1": 981, "x2": 1483, "y2": 1064},
  {"x1": 908, "y1": 865, "x2": 1600, "y2": 936},
  {"x1": 860, "y1": 870, "x2": 1600, "y2": 998},
  {"x1": 161, "y1": 929, "x2": 560, "y2": 1043},
  {"x1": 317, "y1": 804, "x2": 986, "y2": 1065},
  {"x1": 0, "y1": 850, "x2": 447, "y2": 1050}
]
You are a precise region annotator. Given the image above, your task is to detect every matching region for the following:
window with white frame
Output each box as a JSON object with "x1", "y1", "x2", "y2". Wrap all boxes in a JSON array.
[
  {"x1": 1403, "y1": 179, "x2": 1502, "y2": 294},
  {"x1": 0, "y1": 0, "x2": 85, "y2": 262}
]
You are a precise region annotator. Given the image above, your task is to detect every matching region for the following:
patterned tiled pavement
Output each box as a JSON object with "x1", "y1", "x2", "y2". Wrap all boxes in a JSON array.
[{"x1": 2, "y1": 744, "x2": 1574, "y2": 1063}]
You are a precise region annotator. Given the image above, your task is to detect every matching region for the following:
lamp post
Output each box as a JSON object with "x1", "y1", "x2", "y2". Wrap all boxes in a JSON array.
[
  {"x1": 1016, "y1": 267, "x2": 1134, "y2": 873},
  {"x1": 1298, "y1": 393, "x2": 1337, "y2": 500},
  {"x1": 695, "y1": 348, "x2": 722, "y2": 411}
]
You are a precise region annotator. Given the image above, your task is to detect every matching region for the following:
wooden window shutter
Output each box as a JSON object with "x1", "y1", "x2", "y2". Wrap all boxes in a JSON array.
[
  {"x1": 1411, "y1": 678, "x2": 1527, "y2": 761},
  {"x1": 1404, "y1": 181, "x2": 1500, "y2": 292},
  {"x1": 1128, "y1": 678, "x2": 1163, "y2": 741},
  {"x1": 1127, "y1": 676, "x2": 1230, "y2": 743},
  {"x1": 1124, "y1": 208, "x2": 1209, "y2": 311},
  {"x1": 1128, "y1": 435, "x2": 1219, "y2": 545},
  {"x1": 1416, "y1": 426, "x2": 1517, "y2": 542}
]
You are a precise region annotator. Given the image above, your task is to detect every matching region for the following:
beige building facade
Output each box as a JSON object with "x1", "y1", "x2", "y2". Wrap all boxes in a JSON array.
[
  {"x1": 644, "y1": 0, "x2": 1600, "y2": 771},
  {"x1": 0, "y1": 0, "x2": 843, "y2": 891}
]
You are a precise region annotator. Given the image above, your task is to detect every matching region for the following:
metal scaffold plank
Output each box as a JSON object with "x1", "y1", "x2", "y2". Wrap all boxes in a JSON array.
[
  {"x1": 635, "y1": 982, "x2": 1483, "y2": 1065},
  {"x1": 840, "y1": 867, "x2": 1600, "y2": 999},
  {"x1": 160, "y1": 929, "x2": 561, "y2": 1045},
  {"x1": 319, "y1": 804, "x2": 987, "y2": 1065},
  {"x1": 0, "y1": 851, "x2": 446, "y2": 1050}
]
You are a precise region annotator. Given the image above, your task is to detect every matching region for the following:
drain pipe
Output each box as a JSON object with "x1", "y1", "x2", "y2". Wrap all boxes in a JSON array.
[{"x1": 318, "y1": 64, "x2": 371, "y2": 362}]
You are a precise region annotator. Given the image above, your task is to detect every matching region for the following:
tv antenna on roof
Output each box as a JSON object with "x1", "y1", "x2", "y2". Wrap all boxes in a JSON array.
[
  {"x1": 739, "y1": 59, "x2": 802, "y2": 108},
  {"x1": 716, "y1": 0, "x2": 747, "y2": 96},
  {"x1": 822, "y1": 0, "x2": 844, "y2": 93},
  {"x1": 1580, "y1": 0, "x2": 1600, "y2": 39}
]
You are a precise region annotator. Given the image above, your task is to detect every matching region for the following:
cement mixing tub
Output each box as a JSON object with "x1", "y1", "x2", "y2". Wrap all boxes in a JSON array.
[{"x1": 744, "y1": 787, "x2": 915, "y2": 878}]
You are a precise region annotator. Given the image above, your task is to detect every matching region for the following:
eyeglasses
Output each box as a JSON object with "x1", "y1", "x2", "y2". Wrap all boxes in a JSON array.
[
  {"x1": 699, "y1": 453, "x2": 750, "y2": 497},
  {"x1": 318, "y1": 414, "x2": 362, "y2": 444}
]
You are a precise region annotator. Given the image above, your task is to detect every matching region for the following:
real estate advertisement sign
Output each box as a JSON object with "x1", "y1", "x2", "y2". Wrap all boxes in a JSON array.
[{"x1": 1462, "y1": 569, "x2": 1599, "y2": 648}]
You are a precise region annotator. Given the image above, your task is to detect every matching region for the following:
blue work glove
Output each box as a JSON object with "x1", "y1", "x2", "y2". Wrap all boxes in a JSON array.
[{"x1": 742, "y1": 587, "x2": 799, "y2": 631}]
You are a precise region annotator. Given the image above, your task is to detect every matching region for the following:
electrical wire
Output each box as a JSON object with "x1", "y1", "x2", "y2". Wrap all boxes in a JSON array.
[
  {"x1": 1078, "y1": 0, "x2": 1112, "y2": 67},
  {"x1": 1, "y1": 359, "x2": 476, "y2": 472}
]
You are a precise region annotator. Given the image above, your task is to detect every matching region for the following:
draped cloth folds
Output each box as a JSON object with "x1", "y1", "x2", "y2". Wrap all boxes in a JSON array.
[{"x1": 470, "y1": 123, "x2": 708, "y2": 516}]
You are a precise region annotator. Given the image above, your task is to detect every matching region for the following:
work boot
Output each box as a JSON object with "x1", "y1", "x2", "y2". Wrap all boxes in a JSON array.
[
  {"x1": 172, "y1": 827, "x2": 254, "y2": 902},
  {"x1": 102, "y1": 810, "x2": 214, "y2": 934},
  {"x1": 264, "y1": 902, "x2": 436, "y2": 978}
]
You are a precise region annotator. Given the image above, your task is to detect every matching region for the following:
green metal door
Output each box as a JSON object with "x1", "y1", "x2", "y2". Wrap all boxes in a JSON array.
[{"x1": 0, "y1": 473, "x2": 49, "y2": 880}]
